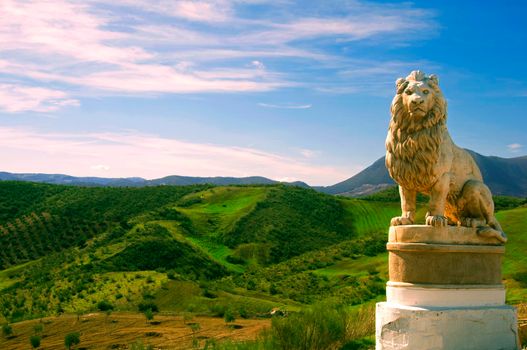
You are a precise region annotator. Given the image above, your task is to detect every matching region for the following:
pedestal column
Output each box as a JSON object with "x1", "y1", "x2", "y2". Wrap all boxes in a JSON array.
[{"x1": 375, "y1": 225, "x2": 520, "y2": 350}]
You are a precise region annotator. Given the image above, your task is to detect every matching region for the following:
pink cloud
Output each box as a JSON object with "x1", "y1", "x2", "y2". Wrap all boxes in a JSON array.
[
  {"x1": 0, "y1": 0, "x2": 436, "y2": 109},
  {"x1": 0, "y1": 127, "x2": 354, "y2": 186},
  {"x1": 111, "y1": 0, "x2": 233, "y2": 23},
  {"x1": 0, "y1": 84, "x2": 79, "y2": 112}
]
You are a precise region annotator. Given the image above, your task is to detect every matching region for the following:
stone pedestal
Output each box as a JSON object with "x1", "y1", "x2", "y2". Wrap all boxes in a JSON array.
[
  {"x1": 376, "y1": 225, "x2": 520, "y2": 350},
  {"x1": 376, "y1": 303, "x2": 518, "y2": 350}
]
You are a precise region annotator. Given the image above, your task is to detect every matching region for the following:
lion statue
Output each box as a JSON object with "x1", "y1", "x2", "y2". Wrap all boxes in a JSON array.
[{"x1": 385, "y1": 70, "x2": 507, "y2": 242}]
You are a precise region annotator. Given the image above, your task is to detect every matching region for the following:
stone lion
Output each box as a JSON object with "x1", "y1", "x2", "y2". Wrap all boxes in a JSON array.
[{"x1": 385, "y1": 70, "x2": 507, "y2": 242}]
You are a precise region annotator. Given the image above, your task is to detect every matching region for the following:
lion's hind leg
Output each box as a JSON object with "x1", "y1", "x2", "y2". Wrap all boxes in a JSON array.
[{"x1": 458, "y1": 180, "x2": 507, "y2": 243}]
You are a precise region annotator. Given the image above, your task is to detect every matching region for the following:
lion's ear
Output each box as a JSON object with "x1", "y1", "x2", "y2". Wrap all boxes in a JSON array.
[
  {"x1": 396, "y1": 78, "x2": 408, "y2": 94},
  {"x1": 429, "y1": 74, "x2": 439, "y2": 85}
]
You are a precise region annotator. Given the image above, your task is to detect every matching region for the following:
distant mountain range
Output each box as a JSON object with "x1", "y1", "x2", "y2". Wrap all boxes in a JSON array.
[
  {"x1": 319, "y1": 150, "x2": 527, "y2": 198},
  {"x1": 0, "y1": 172, "x2": 309, "y2": 189},
  {"x1": 2, "y1": 150, "x2": 526, "y2": 197}
]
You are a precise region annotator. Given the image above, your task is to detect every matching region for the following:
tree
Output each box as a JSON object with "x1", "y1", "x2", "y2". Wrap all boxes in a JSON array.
[
  {"x1": 97, "y1": 300, "x2": 114, "y2": 312},
  {"x1": 224, "y1": 309, "x2": 235, "y2": 323},
  {"x1": 2, "y1": 323, "x2": 13, "y2": 338},
  {"x1": 30, "y1": 335, "x2": 41, "y2": 348},
  {"x1": 64, "y1": 332, "x2": 80, "y2": 350},
  {"x1": 144, "y1": 309, "x2": 154, "y2": 323}
]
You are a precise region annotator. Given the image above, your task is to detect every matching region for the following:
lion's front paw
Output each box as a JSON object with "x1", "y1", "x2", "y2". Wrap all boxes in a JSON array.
[
  {"x1": 390, "y1": 216, "x2": 414, "y2": 226},
  {"x1": 426, "y1": 215, "x2": 448, "y2": 227}
]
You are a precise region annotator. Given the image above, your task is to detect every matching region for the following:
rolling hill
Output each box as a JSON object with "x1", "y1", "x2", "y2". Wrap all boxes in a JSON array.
[
  {"x1": 321, "y1": 151, "x2": 527, "y2": 197},
  {"x1": 0, "y1": 172, "x2": 309, "y2": 188},
  {"x1": 0, "y1": 182, "x2": 525, "y2": 349}
]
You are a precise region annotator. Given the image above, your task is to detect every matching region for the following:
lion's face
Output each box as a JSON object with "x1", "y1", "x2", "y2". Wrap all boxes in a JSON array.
[{"x1": 401, "y1": 80, "x2": 435, "y2": 119}]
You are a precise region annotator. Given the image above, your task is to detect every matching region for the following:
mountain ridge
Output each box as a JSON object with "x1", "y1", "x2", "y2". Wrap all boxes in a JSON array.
[
  {"x1": 320, "y1": 150, "x2": 527, "y2": 197},
  {"x1": 0, "y1": 172, "x2": 309, "y2": 188},
  {"x1": 2, "y1": 150, "x2": 526, "y2": 197}
]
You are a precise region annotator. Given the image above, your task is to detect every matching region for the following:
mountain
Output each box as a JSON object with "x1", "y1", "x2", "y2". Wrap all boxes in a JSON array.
[
  {"x1": 0, "y1": 172, "x2": 309, "y2": 188},
  {"x1": 2, "y1": 150, "x2": 525, "y2": 197},
  {"x1": 321, "y1": 151, "x2": 527, "y2": 197},
  {"x1": 0, "y1": 172, "x2": 145, "y2": 186}
]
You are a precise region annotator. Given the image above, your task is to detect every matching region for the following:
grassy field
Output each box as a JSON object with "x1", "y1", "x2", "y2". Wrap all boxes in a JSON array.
[
  {"x1": 0, "y1": 312, "x2": 270, "y2": 350},
  {"x1": 340, "y1": 199, "x2": 399, "y2": 236},
  {"x1": 176, "y1": 187, "x2": 269, "y2": 239},
  {"x1": 497, "y1": 207, "x2": 527, "y2": 303}
]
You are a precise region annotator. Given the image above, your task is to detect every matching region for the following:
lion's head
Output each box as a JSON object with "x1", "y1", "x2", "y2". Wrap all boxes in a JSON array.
[
  {"x1": 386, "y1": 71, "x2": 448, "y2": 190},
  {"x1": 390, "y1": 70, "x2": 447, "y2": 133}
]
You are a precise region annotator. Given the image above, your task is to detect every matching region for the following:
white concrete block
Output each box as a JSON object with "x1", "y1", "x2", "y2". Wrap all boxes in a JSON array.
[
  {"x1": 376, "y1": 302, "x2": 520, "y2": 350},
  {"x1": 386, "y1": 282, "x2": 505, "y2": 307}
]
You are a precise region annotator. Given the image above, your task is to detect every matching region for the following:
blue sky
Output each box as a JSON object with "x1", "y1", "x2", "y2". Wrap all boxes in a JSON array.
[{"x1": 1, "y1": 0, "x2": 526, "y2": 185}]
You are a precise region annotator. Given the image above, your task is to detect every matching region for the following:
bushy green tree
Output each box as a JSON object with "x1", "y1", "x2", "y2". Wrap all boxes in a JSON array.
[
  {"x1": 224, "y1": 309, "x2": 235, "y2": 323},
  {"x1": 144, "y1": 309, "x2": 154, "y2": 323},
  {"x1": 30, "y1": 335, "x2": 41, "y2": 348},
  {"x1": 97, "y1": 300, "x2": 114, "y2": 311},
  {"x1": 64, "y1": 332, "x2": 80, "y2": 349},
  {"x1": 2, "y1": 323, "x2": 13, "y2": 338}
]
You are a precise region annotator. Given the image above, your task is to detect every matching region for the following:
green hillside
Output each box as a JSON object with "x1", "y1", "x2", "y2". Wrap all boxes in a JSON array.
[
  {"x1": 0, "y1": 182, "x2": 393, "y2": 323},
  {"x1": 0, "y1": 181, "x2": 525, "y2": 349}
]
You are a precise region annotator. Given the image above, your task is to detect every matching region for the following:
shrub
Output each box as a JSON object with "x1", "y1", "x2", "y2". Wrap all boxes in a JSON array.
[
  {"x1": 30, "y1": 335, "x2": 41, "y2": 348},
  {"x1": 224, "y1": 309, "x2": 235, "y2": 323},
  {"x1": 272, "y1": 302, "x2": 347, "y2": 350},
  {"x1": 97, "y1": 300, "x2": 114, "y2": 311},
  {"x1": 210, "y1": 304, "x2": 227, "y2": 317},
  {"x1": 144, "y1": 309, "x2": 154, "y2": 322},
  {"x1": 2, "y1": 323, "x2": 13, "y2": 338},
  {"x1": 138, "y1": 301, "x2": 159, "y2": 313},
  {"x1": 238, "y1": 307, "x2": 249, "y2": 319},
  {"x1": 64, "y1": 332, "x2": 80, "y2": 349}
]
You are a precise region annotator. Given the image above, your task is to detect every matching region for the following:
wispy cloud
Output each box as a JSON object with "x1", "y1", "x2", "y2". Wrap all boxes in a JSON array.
[
  {"x1": 108, "y1": 0, "x2": 235, "y2": 23},
  {"x1": 0, "y1": 126, "x2": 353, "y2": 185},
  {"x1": 91, "y1": 164, "x2": 111, "y2": 171},
  {"x1": 258, "y1": 103, "x2": 312, "y2": 109},
  {"x1": 298, "y1": 148, "x2": 321, "y2": 159},
  {"x1": 507, "y1": 143, "x2": 523, "y2": 153},
  {"x1": 0, "y1": 84, "x2": 79, "y2": 113},
  {"x1": 0, "y1": 0, "x2": 437, "y2": 112}
]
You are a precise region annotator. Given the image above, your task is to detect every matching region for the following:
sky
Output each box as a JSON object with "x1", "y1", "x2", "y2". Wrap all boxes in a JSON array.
[{"x1": 1, "y1": 0, "x2": 526, "y2": 186}]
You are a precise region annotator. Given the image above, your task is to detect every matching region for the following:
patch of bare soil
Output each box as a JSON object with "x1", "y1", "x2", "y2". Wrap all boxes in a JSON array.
[{"x1": 0, "y1": 312, "x2": 270, "y2": 349}]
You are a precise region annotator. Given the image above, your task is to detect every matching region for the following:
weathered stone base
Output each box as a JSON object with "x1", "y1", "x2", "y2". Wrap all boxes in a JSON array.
[{"x1": 376, "y1": 302, "x2": 519, "y2": 350}]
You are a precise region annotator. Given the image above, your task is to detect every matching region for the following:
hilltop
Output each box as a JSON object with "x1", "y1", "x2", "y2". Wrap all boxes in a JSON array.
[{"x1": 0, "y1": 182, "x2": 525, "y2": 348}]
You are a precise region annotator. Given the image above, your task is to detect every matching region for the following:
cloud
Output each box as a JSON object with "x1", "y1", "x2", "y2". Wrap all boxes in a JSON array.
[
  {"x1": 0, "y1": 84, "x2": 79, "y2": 113},
  {"x1": 507, "y1": 143, "x2": 523, "y2": 152},
  {"x1": 91, "y1": 164, "x2": 110, "y2": 171},
  {"x1": 251, "y1": 60, "x2": 266, "y2": 70},
  {"x1": 109, "y1": 0, "x2": 234, "y2": 23},
  {"x1": 258, "y1": 103, "x2": 312, "y2": 109},
  {"x1": 0, "y1": 126, "x2": 354, "y2": 186},
  {"x1": 298, "y1": 148, "x2": 320, "y2": 159},
  {"x1": 0, "y1": 0, "x2": 437, "y2": 112}
]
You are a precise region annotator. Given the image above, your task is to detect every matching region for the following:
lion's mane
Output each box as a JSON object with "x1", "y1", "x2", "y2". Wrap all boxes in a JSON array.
[{"x1": 385, "y1": 74, "x2": 448, "y2": 191}]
